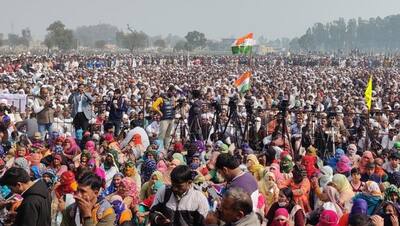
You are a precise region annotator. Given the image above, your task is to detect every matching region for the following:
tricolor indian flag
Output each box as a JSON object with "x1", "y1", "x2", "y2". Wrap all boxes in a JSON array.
[
  {"x1": 234, "y1": 71, "x2": 252, "y2": 93},
  {"x1": 231, "y1": 33, "x2": 256, "y2": 54}
]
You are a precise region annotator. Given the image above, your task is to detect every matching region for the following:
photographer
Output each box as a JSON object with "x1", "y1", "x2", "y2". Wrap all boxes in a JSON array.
[
  {"x1": 106, "y1": 88, "x2": 128, "y2": 136},
  {"x1": 188, "y1": 90, "x2": 203, "y2": 141},
  {"x1": 152, "y1": 86, "x2": 176, "y2": 149},
  {"x1": 32, "y1": 86, "x2": 55, "y2": 138},
  {"x1": 68, "y1": 83, "x2": 94, "y2": 132}
]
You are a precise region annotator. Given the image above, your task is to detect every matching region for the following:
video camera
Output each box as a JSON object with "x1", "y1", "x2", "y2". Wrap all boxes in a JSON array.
[
  {"x1": 210, "y1": 100, "x2": 222, "y2": 113},
  {"x1": 278, "y1": 99, "x2": 289, "y2": 114},
  {"x1": 228, "y1": 95, "x2": 239, "y2": 110},
  {"x1": 244, "y1": 96, "x2": 254, "y2": 116}
]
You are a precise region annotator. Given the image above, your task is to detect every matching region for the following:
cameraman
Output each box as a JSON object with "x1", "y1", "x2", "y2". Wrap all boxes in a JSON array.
[
  {"x1": 188, "y1": 90, "x2": 203, "y2": 141},
  {"x1": 33, "y1": 86, "x2": 54, "y2": 138},
  {"x1": 152, "y1": 86, "x2": 176, "y2": 149}
]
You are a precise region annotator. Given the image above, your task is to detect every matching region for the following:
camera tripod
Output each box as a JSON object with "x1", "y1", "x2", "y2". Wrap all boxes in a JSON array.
[{"x1": 222, "y1": 102, "x2": 244, "y2": 148}]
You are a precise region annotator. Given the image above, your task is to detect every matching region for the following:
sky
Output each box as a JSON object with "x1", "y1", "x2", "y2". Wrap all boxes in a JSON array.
[{"x1": 1, "y1": 0, "x2": 400, "y2": 41}]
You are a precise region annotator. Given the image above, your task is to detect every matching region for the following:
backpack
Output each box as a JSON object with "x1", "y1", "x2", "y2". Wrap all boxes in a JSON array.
[{"x1": 150, "y1": 186, "x2": 173, "y2": 226}]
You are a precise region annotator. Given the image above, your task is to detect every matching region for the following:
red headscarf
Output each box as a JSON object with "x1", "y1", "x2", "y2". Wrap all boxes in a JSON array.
[
  {"x1": 55, "y1": 171, "x2": 77, "y2": 198},
  {"x1": 270, "y1": 208, "x2": 290, "y2": 226}
]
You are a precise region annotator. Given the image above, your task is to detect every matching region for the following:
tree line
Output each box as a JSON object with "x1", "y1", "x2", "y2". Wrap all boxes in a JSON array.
[
  {"x1": 0, "y1": 21, "x2": 209, "y2": 52},
  {"x1": 290, "y1": 14, "x2": 400, "y2": 53}
]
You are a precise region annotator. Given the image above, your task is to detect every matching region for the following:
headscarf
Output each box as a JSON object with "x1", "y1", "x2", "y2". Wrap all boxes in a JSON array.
[
  {"x1": 350, "y1": 198, "x2": 368, "y2": 216},
  {"x1": 332, "y1": 174, "x2": 354, "y2": 203},
  {"x1": 132, "y1": 134, "x2": 142, "y2": 145},
  {"x1": 270, "y1": 208, "x2": 290, "y2": 226},
  {"x1": 31, "y1": 166, "x2": 43, "y2": 179},
  {"x1": 14, "y1": 157, "x2": 30, "y2": 173},
  {"x1": 324, "y1": 186, "x2": 343, "y2": 217},
  {"x1": 172, "y1": 153, "x2": 186, "y2": 165},
  {"x1": 384, "y1": 184, "x2": 400, "y2": 202},
  {"x1": 118, "y1": 177, "x2": 138, "y2": 205},
  {"x1": 85, "y1": 140, "x2": 96, "y2": 154},
  {"x1": 141, "y1": 159, "x2": 157, "y2": 183},
  {"x1": 63, "y1": 137, "x2": 80, "y2": 155},
  {"x1": 123, "y1": 161, "x2": 137, "y2": 177},
  {"x1": 55, "y1": 171, "x2": 77, "y2": 198},
  {"x1": 316, "y1": 210, "x2": 338, "y2": 226},
  {"x1": 100, "y1": 173, "x2": 124, "y2": 199},
  {"x1": 359, "y1": 151, "x2": 374, "y2": 174},
  {"x1": 332, "y1": 174, "x2": 352, "y2": 193},
  {"x1": 157, "y1": 159, "x2": 168, "y2": 173},
  {"x1": 302, "y1": 154, "x2": 319, "y2": 178},
  {"x1": 104, "y1": 150, "x2": 120, "y2": 170},
  {"x1": 109, "y1": 195, "x2": 129, "y2": 225},
  {"x1": 347, "y1": 144, "x2": 357, "y2": 155},
  {"x1": 336, "y1": 155, "x2": 352, "y2": 174},
  {"x1": 307, "y1": 146, "x2": 317, "y2": 156},
  {"x1": 247, "y1": 154, "x2": 264, "y2": 180},
  {"x1": 364, "y1": 181, "x2": 382, "y2": 197},
  {"x1": 150, "y1": 170, "x2": 164, "y2": 183},
  {"x1": 327, "y1": 148, "x2": 345, "y2": 169},
  {"x1": 89, "y1": 159, "x2": 106, "y2": 180},
  {"x1": 270, "y1": 163, "x2": 284, "y2": 182},
  {"x1": 280, "y1": 151, "x2": 294, "y2": 173},
  {"x1": 319, "y1": 166, "x2": 333, "y2": 188}
]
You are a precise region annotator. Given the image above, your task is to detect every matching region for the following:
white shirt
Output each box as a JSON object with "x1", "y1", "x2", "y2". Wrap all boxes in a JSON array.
[{"x1": 77, "y1": 94, "x2": 83, "y2": 113}]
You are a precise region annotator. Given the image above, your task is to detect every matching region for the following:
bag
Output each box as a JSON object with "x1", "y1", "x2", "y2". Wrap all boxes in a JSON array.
[{"x1": 150, "y1": 186, "x2": 173, "y2": 226}]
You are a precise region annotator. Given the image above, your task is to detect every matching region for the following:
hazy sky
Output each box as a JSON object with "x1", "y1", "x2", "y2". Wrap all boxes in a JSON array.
[{"x1": 2, "y1": 0, "x2": 400, "y2": 40}]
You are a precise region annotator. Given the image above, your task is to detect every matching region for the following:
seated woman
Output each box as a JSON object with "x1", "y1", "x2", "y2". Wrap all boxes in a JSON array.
[
  {"x1": 353, "y1": 181, "x2": 383, "y2": 215},
  {"x1": 266, "y1": 187, "x2": 305, "y2": 226}
]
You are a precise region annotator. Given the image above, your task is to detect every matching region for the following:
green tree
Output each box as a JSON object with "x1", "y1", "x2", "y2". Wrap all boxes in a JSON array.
[
  {"x1": 185, "y1": 31, "x2": 206, "y2": 51},
  {"x1": 173, "y1": 40, "x2": 188, "y2": 52},
  {"x1": 44, "y1": 21, "x2": 75, "y2": 50},
  {"x1": 94, "y1": 40, "x2": 107, "y2": 49},
  {"x1": 115, "y1": 30, "x2": 148, "y2": 52},
  {"x1": 74, "y1": 24, "x2": 119, "y2": 47},
  {"x1": 153, "y1": 39, "x2": 166, "y2": 49}
]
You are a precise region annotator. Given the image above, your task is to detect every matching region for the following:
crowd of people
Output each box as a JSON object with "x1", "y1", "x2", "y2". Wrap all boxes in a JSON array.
[{"x1": 0, "y1": 53, "x2": 400, "y2": 226}]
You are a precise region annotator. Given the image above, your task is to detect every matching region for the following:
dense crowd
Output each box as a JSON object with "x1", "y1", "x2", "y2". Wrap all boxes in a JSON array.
[{"x1": 0, "y1": 53, "x2": 400, "y2": 226}]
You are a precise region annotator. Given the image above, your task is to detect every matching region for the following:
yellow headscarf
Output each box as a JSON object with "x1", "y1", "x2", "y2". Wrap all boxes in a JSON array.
[{"x1": 247, "y1": 154, "x2": 264, "y2": 181}]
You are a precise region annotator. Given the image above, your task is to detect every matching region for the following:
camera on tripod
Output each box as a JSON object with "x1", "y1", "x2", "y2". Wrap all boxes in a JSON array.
[
  {"x1": 228, "y1": 95, "x2": 239, "y2": 110},
  {"x1": 210, "y1": 100, "x2": 222, "y2": 113},
  {"x1": 244, "y1": 96, "x2": 254, "y2": 116},
  {"x1": 278, "y1": 99, "x2": 289, "y2": 114}
]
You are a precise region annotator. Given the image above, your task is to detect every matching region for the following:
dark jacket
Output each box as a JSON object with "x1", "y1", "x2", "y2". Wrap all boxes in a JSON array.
[
  {"x1": 160, "y1": 98, "x2": 175, "y2": 120},
  {"x1": 13, "y1": 180, "x2": 51, "y2": 226},
  {"x1": 107, "y1": 98, "x2": 128, "y2": 121}
]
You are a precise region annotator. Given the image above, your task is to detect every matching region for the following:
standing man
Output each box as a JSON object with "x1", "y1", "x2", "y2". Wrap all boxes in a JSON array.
[
  {"x1": 107, "y1": 89, "x2": 128, "y2": 136},
  {"x1": 33, "y1": 86, "x2": 55, "y2": 138},
  {"x1": 215, "y1": 153, "x2": 259, "y2": 211},
  {"x1": 0, "y1": 167, "x2": 51, "y2": 226},
  {"x1": 68, "y1": 83, "x2": 94, "y2": 132},
  {"x1": 152, "y1": 86, "x2": 176, "y2": 149}
]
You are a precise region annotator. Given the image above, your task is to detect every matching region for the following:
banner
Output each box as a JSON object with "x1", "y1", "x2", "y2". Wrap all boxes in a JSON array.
[{"x1": 0, "y1": 94, "x2": 27, "y2": 112}]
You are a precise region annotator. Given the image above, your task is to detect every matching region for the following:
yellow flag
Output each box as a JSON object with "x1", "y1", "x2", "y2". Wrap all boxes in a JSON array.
[{"x1": 364, "y1": 75, "x2": 373, "y2": 110}]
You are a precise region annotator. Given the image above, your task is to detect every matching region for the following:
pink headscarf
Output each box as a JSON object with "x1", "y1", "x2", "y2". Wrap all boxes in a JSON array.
[
  {"x1": 118, "y1": 177, "x2": 138, "y2": 205},
  {"x1": 85, "y1": 141, "x2": 96, "y2": 153},
  {"x1": 317, "y1": 210, "x2": 338, "y2": 226},
  {"x1": 157, "y1": 160, "x2": 168, "y2": 173},
  {"x1": 336, "y1": 155, "x2": 352, "y2": 174},
  {"x1": 270, "y1": 208, "x2": 290, "y2": 226},
  {"x1": 270, "y1": 163, "x2": 284, "y2": 181},
  {"x1": 88, "y1": 159, "x2": 105, "y2": 180},
  {"x1": 64, "y1": 137, "x2": 80, "y2": 155},
  {"x1": 359, "y1": 151, "x2": 374, "y2": 174}
]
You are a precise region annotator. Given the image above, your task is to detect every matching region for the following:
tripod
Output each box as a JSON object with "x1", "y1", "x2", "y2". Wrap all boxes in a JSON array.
[
  {"x1": 168, "y1": 117, "x2": 188, "y2": 148},
  {"x1": 223, "y1": 102, "x2": 244, "y2": 148}
]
